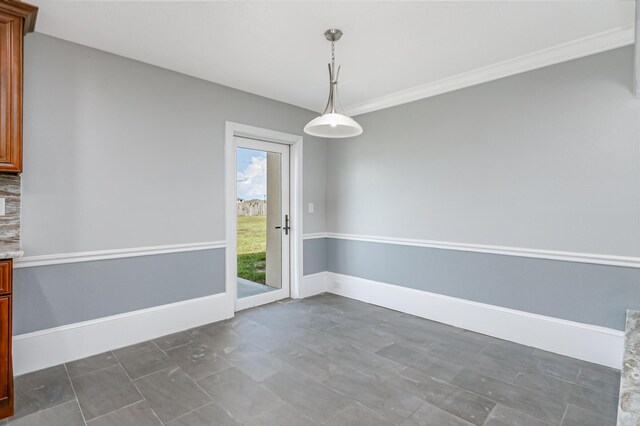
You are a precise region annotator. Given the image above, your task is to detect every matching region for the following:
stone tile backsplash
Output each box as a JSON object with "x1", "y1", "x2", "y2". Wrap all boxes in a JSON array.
[{"x1": 0, "y1": 173, "x2": 20, "y2": 243}]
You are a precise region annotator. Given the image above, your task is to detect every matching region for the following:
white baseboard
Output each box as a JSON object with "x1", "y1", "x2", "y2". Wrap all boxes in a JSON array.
[
  {"x1": 12, "y1": 272, "x2": 623, "y2": 374},
  {"x1": 12, "y1": 293, "x2": 233, "y2": 376},
  {"x1": 326, "y1": 272, "x2": 623, "y2": 369},
  {"x1": 300, "y1": 272, "x2": 329, "y2": 298}
]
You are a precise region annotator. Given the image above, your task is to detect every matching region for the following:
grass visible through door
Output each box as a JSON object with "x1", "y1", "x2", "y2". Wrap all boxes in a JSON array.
[{"x1": 237, "y1": 215, "x2": 266, "y2": 284}]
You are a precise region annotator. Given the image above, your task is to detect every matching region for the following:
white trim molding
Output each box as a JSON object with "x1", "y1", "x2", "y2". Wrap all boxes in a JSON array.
[
  {"x1": 300, "y1": 271, "x2": 329, "y2": 298},
  {"x1": 14, "y1": 241, "x2": 226, "y2": 269},
  {"x1": 224, "y1": 122, "x2": 304, "y2": 307},
  {"x1": 311, "y1": 232, "x2": 640, "y2": 269},
  {"x1": 326, "y1": 272, "x2": 623, "y2": 369},
  {"x1": 12, "y1": 293, "x2": 233, "y2": 376},
  {"x1": 345, "y1": 26, "x2": 634, "y2": 117},
  {"x1": 302, "y1": 233, "x2": 327, "y2": 240}
]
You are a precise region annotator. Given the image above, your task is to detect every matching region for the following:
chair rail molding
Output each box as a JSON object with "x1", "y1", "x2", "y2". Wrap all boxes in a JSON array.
[
  {"x1": 302, "y1": 233, "x2": 327, "y2": 240},
  {"x1": 304, "y1": 232, "x2": 640, "y2": 268},
  {"x1": 14, "y1": 241, "x2": 226, "y2": 268}
]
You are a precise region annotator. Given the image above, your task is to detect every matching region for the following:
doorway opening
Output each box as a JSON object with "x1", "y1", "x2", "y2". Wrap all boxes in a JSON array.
[
  {"x1": 225, "y1": 122, "x2": 303, "y2": 312},
  {"x1": 235, "y1": 139, "x2": 289, "y2": 302}
]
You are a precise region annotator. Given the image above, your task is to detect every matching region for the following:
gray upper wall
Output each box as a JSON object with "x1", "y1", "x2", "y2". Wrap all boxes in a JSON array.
[
  {"x1": 21, "y1": 33, "x2": 327, "y2": 256},
  {"x1": 327, "y1": 47, "x2": 640, "y2": 257}
]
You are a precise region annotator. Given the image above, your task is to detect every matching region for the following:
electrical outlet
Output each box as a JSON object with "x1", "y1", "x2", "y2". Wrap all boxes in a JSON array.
[
  {"x1": 308, "y1": 203, "x2": 314, "y2": 213},
  {"x1": 0, "y1": 198, "x2": 6, "y2": 216}
]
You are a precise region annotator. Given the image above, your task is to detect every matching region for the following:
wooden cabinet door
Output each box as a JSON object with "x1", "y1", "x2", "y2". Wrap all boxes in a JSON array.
[
  {"x1": 0, "y1": 11, "x2": 22, "y2": 172},
  {"x1": 0, "y1": 296, "x2": 9, "y2": 403}
]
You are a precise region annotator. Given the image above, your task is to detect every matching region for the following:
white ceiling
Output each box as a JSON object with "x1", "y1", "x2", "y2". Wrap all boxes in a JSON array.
[{"x1": 31, "y1": 1, "x2": 635, "y2": 115}]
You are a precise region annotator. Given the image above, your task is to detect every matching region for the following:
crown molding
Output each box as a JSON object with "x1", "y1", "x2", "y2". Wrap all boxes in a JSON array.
[{"x1": 345, "y1": 26, "x2": 634, "y2": 117}]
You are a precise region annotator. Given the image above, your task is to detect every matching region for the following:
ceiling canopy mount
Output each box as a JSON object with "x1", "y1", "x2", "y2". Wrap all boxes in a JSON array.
[{"x1": 324, "y1": 28, "x2": 342, "y2": 42}]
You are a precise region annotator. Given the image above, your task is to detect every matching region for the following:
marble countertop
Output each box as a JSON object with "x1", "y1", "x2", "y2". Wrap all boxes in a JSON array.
[
  {"x1": 618, "y1": 310, "x2": 640, "y2": 426},
  {"x1": 0, "y1": 242, "x2": 23, "y2": 259}
]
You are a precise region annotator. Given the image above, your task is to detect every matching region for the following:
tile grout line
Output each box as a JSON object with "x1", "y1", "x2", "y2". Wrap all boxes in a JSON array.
[
  {"x1": 150, "y1": 368, "x2": 215, "y2": 424},
  {"x1": 153, "y1": 331, "x2": 197, "y2": 353},
  {"x1": 149, "y1": 408, "x2": 164, "y2": 425},
  {"x1": 128, "y1": 376, "x2": 163, "y2": 425},
  {"x1": 128, "y1": 365, "x2": 177, "y2": 382},
  {"x1": 112, "y1": 348, "x2": 135, "y2": 382},
  {"x1": 190, "y1": 379, "x2": 243, "y2": 423},
  {"x1": 63, "y1": 364, "x2": 89, "y2": 426},
  {"x1": 118, "y1": 357, "x2": 168, "y2": 426},
  {"x1": 109, "y1": 346, "x2": 161, "y2": 423},
  {"x1": 65, "y1": 358, "x2": 118, "y2": 381},
  {"x1": 7, "y1": 399, "x2": 84, "y2": 425},
  {"x1": 559, "y1": 404, "x2": 569, "y2": 425},
  {"x1": 11, "y1": 295, "x2": 618, "y2": 425},
  {"x1": 481, "y1": 404, "x2": 498, "y2": 425},
  {"x1": 85, "y1": 400, "x2": 146, "y2": 424},
  {"x1": 469, "y1": 345, "x2": 613, "y2": 396},
  {"x1": 151, "y1": 339, "x2": 170, "y2": 357},
  {"x1": 381, "y1": 369, "x2": 484, "y2": 425},
  {"x1": 448, "y1": 367, "x2": 583, "y2": 425},
  {"x1": 517, "y1": 364, "x2": 620, "y2": 400},
  {"x1": 160, "y1": 401, "x2": 215, "y2": 425}
]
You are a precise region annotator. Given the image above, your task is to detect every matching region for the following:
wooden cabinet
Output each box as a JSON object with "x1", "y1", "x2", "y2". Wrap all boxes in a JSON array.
[
  {"x1": 0, "y1": 0, "x2": 36, "y2": 420},
  {"x1": 0, "y1": 261, "x2": 11, "y2": 294},
  {"x1": 0, "y1": 0, "x2": 37, "y2": 173},
  {"x1": 0, "y1": 260, "x2": 12, "y2": 419}
]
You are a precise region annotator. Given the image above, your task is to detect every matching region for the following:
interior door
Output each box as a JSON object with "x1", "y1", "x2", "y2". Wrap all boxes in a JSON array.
[{"x1": 235, "y1": 136, "x2": 290, "y2": 310}]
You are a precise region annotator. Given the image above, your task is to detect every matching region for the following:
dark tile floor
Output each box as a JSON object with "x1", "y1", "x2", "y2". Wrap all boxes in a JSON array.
[{"x1": 6, "y1": 294, "x2": 620, "y2": 425}]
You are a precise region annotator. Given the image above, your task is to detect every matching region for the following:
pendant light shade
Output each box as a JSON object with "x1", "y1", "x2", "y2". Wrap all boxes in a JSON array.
[
  {"x1": 304, "y1": 113, "x2": 363, "y2": 138},
  {"x1": 304, "y1": 29, "x2": 362, "y2": 139}
]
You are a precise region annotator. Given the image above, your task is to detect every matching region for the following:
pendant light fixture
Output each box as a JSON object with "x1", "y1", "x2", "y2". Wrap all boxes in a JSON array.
[{"x1": 304, "y1": 29, "x2": 363, "y2": 138}]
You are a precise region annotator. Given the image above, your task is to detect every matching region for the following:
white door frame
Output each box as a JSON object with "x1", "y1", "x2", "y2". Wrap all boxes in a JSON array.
[{"x1": 224, "y1": 122, "x2": 304, "y2": 312}]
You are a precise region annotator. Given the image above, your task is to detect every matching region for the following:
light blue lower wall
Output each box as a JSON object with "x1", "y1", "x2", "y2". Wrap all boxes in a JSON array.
[
  {"x1": 326, "y1": 238, "x2": 640, "y2": 331},
  {"x1": 303, "y1": 238, "x2": 327, "y2": 275},
  {"x1": 13, "y1": 248, "x2": 226, "y2": 335},
  {"x1": 14, "y1": 240, "x2": 327, "y2": 335},
  {"x1": 16, "y1": 237, "x2": 636, "y2": 333}
]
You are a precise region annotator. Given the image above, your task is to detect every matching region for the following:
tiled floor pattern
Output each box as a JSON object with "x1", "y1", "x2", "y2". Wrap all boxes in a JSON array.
[{"x1": 6, "y1": 294, "x2": 620, "y2": 425}]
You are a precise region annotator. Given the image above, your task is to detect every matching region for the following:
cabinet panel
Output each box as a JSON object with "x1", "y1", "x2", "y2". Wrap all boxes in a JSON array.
[
  {"x1": 0, "y1": 260, "x2": 11, "y2": 295},
  {"x1": 0, "y1": 296, "x2": 10, "y2": 405},
  {"x1": 0, "y1": 12, "x2": 22, "y2": 172}
]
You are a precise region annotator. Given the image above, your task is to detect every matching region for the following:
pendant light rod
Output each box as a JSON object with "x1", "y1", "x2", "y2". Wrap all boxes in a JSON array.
[
  {"x1": 304, "y1": 28, "x2": 363, "y2": 139},
  {"x1": 323, "y1": 29, "x2": 342, "y2": 115}
]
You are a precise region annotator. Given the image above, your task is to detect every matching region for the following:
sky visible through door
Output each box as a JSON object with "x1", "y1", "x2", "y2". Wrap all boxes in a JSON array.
[
  {"x1": 236, "y1": 147, "x2": 281, "y2": 298},
  {"x1": 237, "y1": 148, "x2": 267, "y2": 201}
]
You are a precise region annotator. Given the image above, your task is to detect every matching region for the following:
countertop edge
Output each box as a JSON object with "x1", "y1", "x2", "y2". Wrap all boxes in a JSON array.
[{"x1": 0, "y1": 243, "x2": 24, "y2": 259}]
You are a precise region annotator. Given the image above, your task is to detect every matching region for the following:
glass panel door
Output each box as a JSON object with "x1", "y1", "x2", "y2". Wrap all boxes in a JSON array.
[{"x1": 235, "y1": 137, "x2": 290, "y2": 310}]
